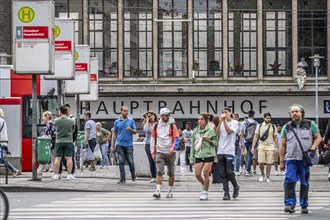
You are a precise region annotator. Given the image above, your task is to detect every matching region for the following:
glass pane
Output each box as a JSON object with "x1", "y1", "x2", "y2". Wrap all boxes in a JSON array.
[
  {"x1": 198, "y1": 32, "x2": 207, "y2": 47},
  {"x1": 266, "y1": 32, "x2": 275, "y2": 47},
  {"x1": 95, "y1": 32, "x2": 103, "y2": 48},
  {"x1": 174, "y1": 32, "x2": 183, "y2": 47},
  {"x1": 163, "y1": 32, "x2": 172, "y2": 48},
  {"x1": 139, "y1": 32, "x2": 146, "y2": 48}
]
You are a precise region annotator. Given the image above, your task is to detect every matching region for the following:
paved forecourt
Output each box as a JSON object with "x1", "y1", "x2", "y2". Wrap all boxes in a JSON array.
[{"x1": 9, "y1": 191, "x2": 330, "y2": 220}]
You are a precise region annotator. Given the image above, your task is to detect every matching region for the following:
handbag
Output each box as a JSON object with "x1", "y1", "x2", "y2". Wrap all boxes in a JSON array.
[
  {"x1": 318, "y1": 151, "x2": 330, "y2": 165},
  {"x1": 94, "y1": 145, "x2": 102, "y2": 161},
  {"x1": 194, "y1": 137, "x2": 202, "y2": 152},
  {"x1": 82, "y1": 147, "x2": 95, "y2": 163},
  {"x1": 287, "y1": 123, "x2": 317, "y2": 167}
]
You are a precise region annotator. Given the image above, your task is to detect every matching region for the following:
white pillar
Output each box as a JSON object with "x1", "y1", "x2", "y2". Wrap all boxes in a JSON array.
[
  {"x1": 257, "y1": 0, "x2": 263, "y2": 80},
  {"x1": 222, "y1": 0, "x2": 228, "y2": 80},
  {"x1": 292, "y1": 0, "x2": 298, "y2": 80},
  {"x1": 153, "y1": 0, "x2": 158, "y2": 82}
]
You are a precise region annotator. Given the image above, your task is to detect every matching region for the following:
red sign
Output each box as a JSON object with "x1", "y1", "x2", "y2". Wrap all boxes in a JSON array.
[
  {"x1": 75, "y1": 63, "x2": 88, "y2": 72},
  {"x1": 23, "y1": 26, "x2": 48, "y2": 39},
  {"x1": 55, "y1": 40, "x2": 72, "y2": 51},
  {"x1": 90, "y1": 74, "x2": 97, "y2": 82}
]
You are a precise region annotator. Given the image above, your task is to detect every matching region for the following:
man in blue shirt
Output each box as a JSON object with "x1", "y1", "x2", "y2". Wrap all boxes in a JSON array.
[
  {"x1": 112, "y1": 105, "x2": 137, "y2": 184},
  {"x1": 84, "y1": 112, "x2": 97, "y2": 171}
]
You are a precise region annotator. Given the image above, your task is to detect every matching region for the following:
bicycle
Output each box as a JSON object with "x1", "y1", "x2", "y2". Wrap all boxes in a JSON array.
[{"x1": 0, "y1": 188, "x2": 9, "y2": 220}]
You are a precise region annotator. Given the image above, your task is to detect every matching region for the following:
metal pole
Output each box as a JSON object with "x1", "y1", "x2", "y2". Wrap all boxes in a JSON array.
[
  {"x1": 57, "y1": 80, "x2": 62, "y2": 107},
  {"x1": 76, "y1": 94, "x2": 80, "y2": 131},
  {"x1": 32, "y1": 75, "x2": 38, "y2": 181},
  {"x1": 315, "y1": 66, "x2": 319, "y2": 126}
]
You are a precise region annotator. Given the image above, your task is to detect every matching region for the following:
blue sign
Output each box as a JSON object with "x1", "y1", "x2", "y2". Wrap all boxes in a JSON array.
[
  {"x1": 324, "y1": 100, "x2": 330, "y2": 114},
  {"x1": 16, "y1": 26, "x2": 22, "y2": 39}
]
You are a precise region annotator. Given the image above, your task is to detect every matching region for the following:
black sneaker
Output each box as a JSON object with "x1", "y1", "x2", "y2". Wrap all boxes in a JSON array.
[
  {"x1": 301, "y1": 208, "x2": 308, "y2": 214},
  {"x1": 132, "y1": 174, "x2": 136, "y2": 182},
  {"x1": 233, "y1": 186, "x2": 240, "y2": 199},
  {"x1": 223, "y1": 193, "x2": 231, "y2": 200},
  {"x1": 284, "y1": 205, "x2": 295, "y2": 214},
  {"x1": 153, "y1": 192, "x2": 161, "y2": 199},
  {"x1": 117, "y1": 179, "x2": 126, "y2": 184}
]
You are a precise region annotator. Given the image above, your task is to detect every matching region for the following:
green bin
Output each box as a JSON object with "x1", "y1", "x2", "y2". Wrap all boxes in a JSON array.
[
  {"x1": 76, "y1": 131, "x2": 86, "y2": 149},
  {"x1": 37, "y1": 136, "x2": 51, "y2": 164}
]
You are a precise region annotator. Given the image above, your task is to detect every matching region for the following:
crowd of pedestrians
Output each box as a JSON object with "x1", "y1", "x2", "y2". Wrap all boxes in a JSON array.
[{"x1": 0, "y1": 102, "x2": 329, "y2": 215}]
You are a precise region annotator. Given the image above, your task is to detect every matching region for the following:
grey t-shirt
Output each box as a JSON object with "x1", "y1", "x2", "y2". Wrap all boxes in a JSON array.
[{"x1": 84, "y1": 119, "x2": 97, "y2": 140}]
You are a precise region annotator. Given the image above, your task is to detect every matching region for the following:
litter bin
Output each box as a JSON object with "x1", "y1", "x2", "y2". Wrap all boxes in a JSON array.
[
  {"x1": 37, "y1": 136, "x2": 51, "y2": 164},
  {"x1": 76, "y1": 131, "x2": 86, "y2": 149}
]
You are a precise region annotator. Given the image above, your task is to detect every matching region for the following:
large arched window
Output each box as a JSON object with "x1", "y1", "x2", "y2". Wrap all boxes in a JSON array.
[
  {"x1": 298, "y1": 0, "x2": 327, "y2": 76},
  {"x1": 263, "y1": 0, "x2": 292, "y2": 76},
  {"x1": 228, "y1": 0, "x2": 257, "y2": 77},
  {"x1": 193, "y1": 0, "x2": 222, "y2": 77},
  {"x1": 124, "y1": 0, "x2": 153, "y2": 78},
  {"x1": 158, "y1": 0, "x2": 188, "y2": 77}
]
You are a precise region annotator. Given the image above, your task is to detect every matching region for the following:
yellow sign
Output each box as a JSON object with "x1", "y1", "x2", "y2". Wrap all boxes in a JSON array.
[
  {"x1": 75, "y1": 51, "x2": 79, "y2": 61},
  {"x1": 54, "y1": 25, "x2": 61, "y2": 38},
  {"x1": 18, "y1": 6, "x2": 35, "y2": 23}
]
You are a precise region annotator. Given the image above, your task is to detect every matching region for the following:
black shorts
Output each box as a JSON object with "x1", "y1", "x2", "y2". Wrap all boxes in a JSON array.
[{"x1": 195, "y1": 157, "x2": 214, "y2": 164}]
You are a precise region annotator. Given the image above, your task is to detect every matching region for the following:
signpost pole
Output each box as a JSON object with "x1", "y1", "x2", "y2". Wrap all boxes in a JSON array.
[
  {"x1": 57, "y1": 79, "x2": 62, "y2": 106},
  {"x1": 76, "y1": 94, "x2": 80, "y2": 135},
  {"x1": 32, "y1": 75, "x2": 37, "y2": 181}
]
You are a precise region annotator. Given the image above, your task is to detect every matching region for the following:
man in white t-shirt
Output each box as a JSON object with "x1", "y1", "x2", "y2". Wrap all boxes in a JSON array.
[{"x1": 216, "y1": 107, "x2": 240, "y2": 200}]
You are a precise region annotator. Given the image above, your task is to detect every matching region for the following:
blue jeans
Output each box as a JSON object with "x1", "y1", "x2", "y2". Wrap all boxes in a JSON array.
[
  {"x1": 0, "y1": 146, "x2": 16, "y2": 173},
  {"x1": 235, "y1": 145, "x2": 241, "y2": 172},
  {"x1": 145, "y1": 144, "x2": 156, "y2": 178},
  {"x1": 284, "y1": 160, "x2": 310, "y2": 208},
  {"x1": 100, "y1": 143, "x2": 110, "y2": 167},
  {"x1": 116, "y1": 146, "x2": 135, "y2": 180},
  {"x1": 245, "y1": 142, "x2": 253, "y2": 173},
  {"x1": 88, "y1": 138, "x2": 97, "y2": 153}
]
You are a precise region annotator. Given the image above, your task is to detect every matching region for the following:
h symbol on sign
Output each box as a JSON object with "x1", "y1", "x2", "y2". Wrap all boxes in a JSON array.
[{"x1": 21, "y1": 9, "x2": 32, "y2": 20}]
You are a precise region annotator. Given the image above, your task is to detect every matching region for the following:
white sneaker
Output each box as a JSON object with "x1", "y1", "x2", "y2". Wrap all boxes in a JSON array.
[
  {"x1": 49, "y1": 168, "x2": 54, "y2": 172},
  {"x1": 281, "y1": 171, "x2": 286, "y2": 175},
  {"x1": 236, "y1": 172, "x2": 240, "y2": 176},
  {"x1": 166, "y1": 192, "x2": 173, "y2": 198},
  {"x1": 149, "y1": 178, "x2": 156, "y2": 183},
  {"x1": 266, "y1": 178, "x2": 271, "y2": 182},
  {"x1": 181, "y1": 172, "x2": 186, "y2": 176},
  {"x1": 200, "y1": 191, "x2": 208, "y2": 200},
  {"x1": 52, "y1": 174, "x2": 61, "y2": 180},
  {"x1": 66, "y1": 174, "x2": 76, "y2": 180},
  {"x1": 259, "y1": 176, "x2": 265, "y2": 182},
  {"x1": 275, "y1": 171, "x2": 279, "y2": 176}
]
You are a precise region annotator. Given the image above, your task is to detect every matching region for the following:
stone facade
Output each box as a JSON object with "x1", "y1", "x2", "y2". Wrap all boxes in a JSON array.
[{"x1": 0, "y1": 0, "x2": 12, "y2": 61}]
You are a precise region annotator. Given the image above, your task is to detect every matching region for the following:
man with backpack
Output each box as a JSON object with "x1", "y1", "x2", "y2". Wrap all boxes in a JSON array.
[
  {"x1": 240, "y1": 110, "x2": 258, "y2": 176},
  {"x1": 251, "y1": 112, "x2": 278, "y2": 182},
  {"x1": 150, "y1": 107, "x2": 179, "y2": 199}
]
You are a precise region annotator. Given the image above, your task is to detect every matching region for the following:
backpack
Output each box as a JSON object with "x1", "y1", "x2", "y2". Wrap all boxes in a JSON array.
[{"x1": 244, "y1": 120, "x2": 257, "y2": 143}]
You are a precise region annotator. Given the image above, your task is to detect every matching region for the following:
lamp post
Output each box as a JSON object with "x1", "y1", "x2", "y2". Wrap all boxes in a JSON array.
[{"x1": 309, "y1": 54, "x2": 324, "y2": 126}]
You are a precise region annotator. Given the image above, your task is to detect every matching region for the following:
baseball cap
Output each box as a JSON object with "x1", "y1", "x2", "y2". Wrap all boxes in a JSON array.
[{"x1": 159, "y1": 107, "x2": 171, "y2": 116}]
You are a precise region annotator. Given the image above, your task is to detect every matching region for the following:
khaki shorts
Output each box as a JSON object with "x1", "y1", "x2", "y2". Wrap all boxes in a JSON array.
[
  {"x1": 273, "y1": 150, "x2": 279, "y2": 163},
  {"x1": 156, "y1": 152, "x2": 176, "y2": 177},
  {"x1": 258, "y1": 149, "x2": 274, "y2": 164},
  {"x1": 253, "y1": 148, "x2": 258, "y2": 159}
]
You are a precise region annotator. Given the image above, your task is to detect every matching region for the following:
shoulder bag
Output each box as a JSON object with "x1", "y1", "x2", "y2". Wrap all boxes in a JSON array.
[{"x1": 287, "y1": 123, "x2": 318, "y2": 167}]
